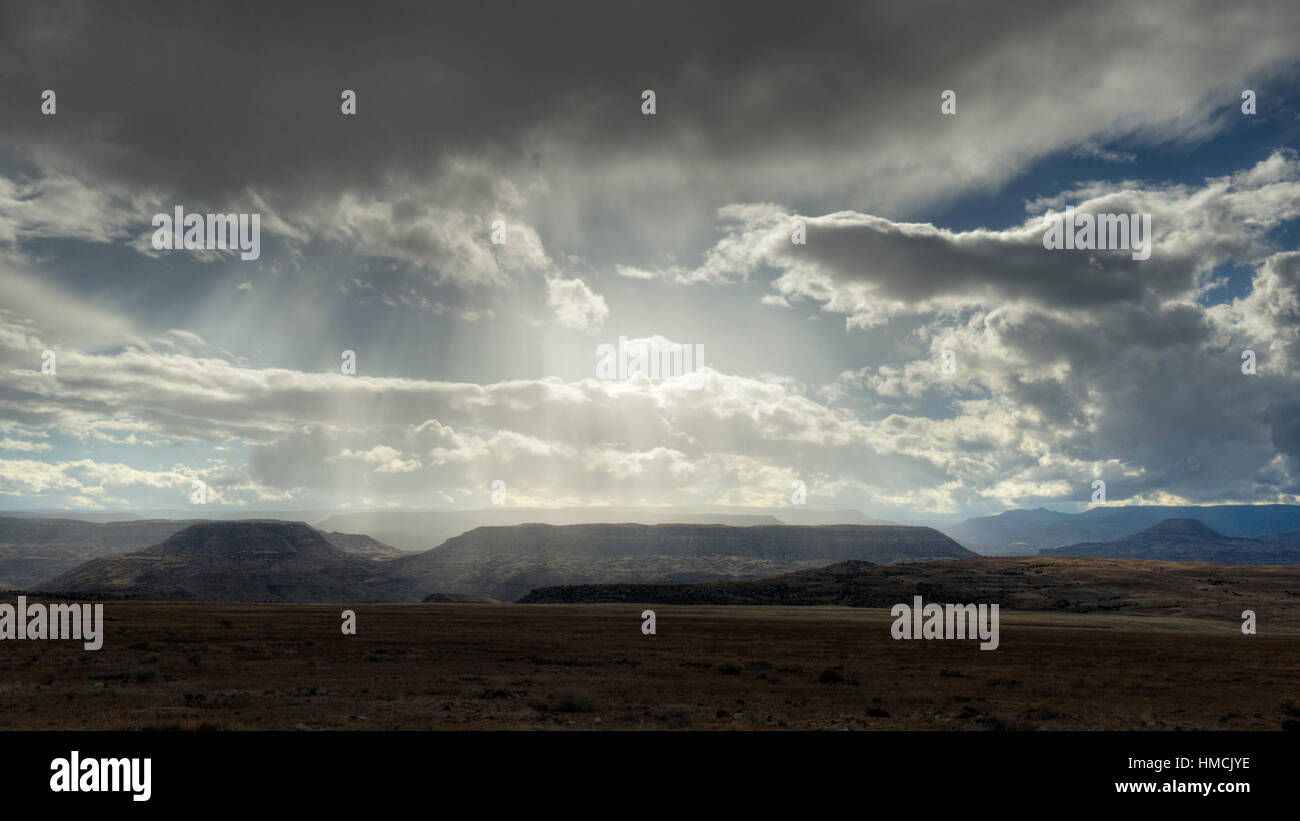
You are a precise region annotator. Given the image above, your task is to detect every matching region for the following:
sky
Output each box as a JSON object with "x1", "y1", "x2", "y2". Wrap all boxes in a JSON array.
[{"x1": 1, "y1": 0, "x2": 1299, "y2": 524}]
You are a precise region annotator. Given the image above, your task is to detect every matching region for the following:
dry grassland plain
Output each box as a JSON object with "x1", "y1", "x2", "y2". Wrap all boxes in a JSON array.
[{"x1": 2, "y1": 601, "x2": 1297, "y2": 731}]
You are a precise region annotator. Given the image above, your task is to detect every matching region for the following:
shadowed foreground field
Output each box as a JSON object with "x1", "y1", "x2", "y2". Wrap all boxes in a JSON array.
[{"x1": 2, "y1": 602, "x2": 1297, "y2": 730}]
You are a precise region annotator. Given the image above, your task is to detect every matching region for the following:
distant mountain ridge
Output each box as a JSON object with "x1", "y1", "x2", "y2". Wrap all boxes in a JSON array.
[
  {"x1": 0, "y1": 511, "x2": 146, "y2": 522},
  {"x1": 941, "y1": 504, "x2": 1300, "y2": 555},
  {"x1": 1039, "y1": 519, "x2": 1300, "y2": 564},
  {"x1": 0, "y1": 516, "x2": 208, "y2": 588}
]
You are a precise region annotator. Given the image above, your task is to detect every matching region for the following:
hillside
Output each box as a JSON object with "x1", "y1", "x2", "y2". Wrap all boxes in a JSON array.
[
  {"x1": 38, "y1": 521, "x2": 420, "y2": 602},
  {"x1": 521, "y1": 555, "x2": 1300, "y2": 626},
  {"x1": 1038, "y1": 519, "x2": 1300, "y2": 564},
  {"x1": 395, "y1": 523, "x2": 972, "y2": 602}
]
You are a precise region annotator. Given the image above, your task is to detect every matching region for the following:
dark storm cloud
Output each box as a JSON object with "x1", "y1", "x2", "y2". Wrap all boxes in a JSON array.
[
  {"x1": 802, "y1": 214, "x2": 1159, "y2": 308},
  {"x1": 3, "y1": 0, "x2": 1299, "y2": 267},
  {"x1": 0, "y1": 0, "x2": 932, "y2": 200}
]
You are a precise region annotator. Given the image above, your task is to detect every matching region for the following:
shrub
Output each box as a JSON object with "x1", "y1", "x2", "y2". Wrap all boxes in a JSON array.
[
  {"x1": 652, "y1": 704, "x2": 695, "y2": 729},
  {"x1": 552, "y1": 689, "x2": 596, "y2": 713}
]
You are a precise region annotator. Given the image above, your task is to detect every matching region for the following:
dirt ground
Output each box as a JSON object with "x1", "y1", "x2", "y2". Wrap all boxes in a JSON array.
[{"x1": 1, "y1": 601, "x2": 1296, "y2": 730}]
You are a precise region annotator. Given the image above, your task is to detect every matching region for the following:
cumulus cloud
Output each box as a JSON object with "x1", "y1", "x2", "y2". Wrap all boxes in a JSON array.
[
  {"x1": 684, "y1": 152, "x2": 1300, "y2": 328},
  {"x1": 547, "y1": 276, "x2": 609, "y2": 333}
]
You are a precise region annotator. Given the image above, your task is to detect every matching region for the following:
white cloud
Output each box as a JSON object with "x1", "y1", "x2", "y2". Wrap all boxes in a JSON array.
[{"x1": 546, "y1": 276, "x2": 609, "y2": 333}]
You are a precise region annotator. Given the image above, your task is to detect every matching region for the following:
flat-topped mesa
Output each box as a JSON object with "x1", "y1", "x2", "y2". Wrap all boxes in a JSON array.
[
  {"x1": 36, "y1": 521, "x2": 421, "y2": 603},
  {"x1": 145, "y1": 520, "x2": 346, "y2": 560},
  {"x1": 314, "y1": 507, "x2": 892, "y2": 552},
  {"x1": 412, "y1": 523, "x2": 974, "y2": 562},
  {"x1": 395, "y1": 522, "x2": 974, "y2": 601}
]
